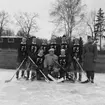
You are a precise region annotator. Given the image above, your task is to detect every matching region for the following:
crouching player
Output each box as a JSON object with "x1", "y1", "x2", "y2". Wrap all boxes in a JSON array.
[
  {"x1": 33, "y1": 49, "x2": 45, "y2": 80},
  {"x1": 58, "y1": 49, "x2": 68, "y2": 79},
  {"x1": 44, "y1": 48, "x2": 58, "y2": 80},
  {"x1": 16, "y1": 37, "x2": 28, "y2": 79}
]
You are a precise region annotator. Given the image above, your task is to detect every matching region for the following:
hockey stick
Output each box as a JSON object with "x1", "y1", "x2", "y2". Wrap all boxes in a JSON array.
[
  {"x1": 5, "y1": 58, "x2": 26, "y2": 83},
  {"x1": 74, "y1": 57, "x2": 98, "y2": 85},
  {"x1": 73, "y1": 57, "x2": 90, "y2": 81},
  {"x1": 28, "y1": 56, "x2": 50, "y2": 83},
  {"x1": 29, "y1": 56, "x2": 64, "y2": 83}
]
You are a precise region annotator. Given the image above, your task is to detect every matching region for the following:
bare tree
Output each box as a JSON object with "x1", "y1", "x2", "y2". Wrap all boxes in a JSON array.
[
  {"x1": 2, "y1": 29, "x2": 15, "y2": 36},
  {"x1": 84, "y1": 11, "x2": 96, "y2": 38},
  {"x1": 17, "y1": 29, "x2": 27, "y2": 37},
  {"x1": 0, "y1": 11, "x2": 9, "y2": 36},
  {"x1": 50, "y1": 0, "x2": 86, "y2": 39},
  {"x1": 15, "y1": 12, "x2": 39, "y2": 38}
]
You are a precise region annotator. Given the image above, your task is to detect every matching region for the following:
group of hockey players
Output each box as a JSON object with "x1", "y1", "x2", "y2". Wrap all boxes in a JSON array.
[{"x1": 16, "y1": 35, "x2": 97, "y2": 84}]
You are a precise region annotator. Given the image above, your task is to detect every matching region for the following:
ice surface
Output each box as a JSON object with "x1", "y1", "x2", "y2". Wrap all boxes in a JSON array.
[{"x1": 0, "y1": 69, "x2": 105, "y2": 105}]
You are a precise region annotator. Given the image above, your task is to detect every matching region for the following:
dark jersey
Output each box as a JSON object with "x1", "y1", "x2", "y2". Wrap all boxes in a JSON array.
[
  {"x1": 28, "y1": 43, "x2": 39, "y2": 59},
  {"x1": 35, "y1": 55, "x2": 44, "y2": 67},
  {"x1": 58, "y1": 55, "x2": 68, "y2": 68},
  {"x1": 40, "y1": 44, "x2": 48, "y2": 55},
  {"x1": 48, "y1": 43, "x2": 60, "y2": 56},
  {"x1": 17, "y1": 43, "x2": 28, "y2": 62},
  {"x1": 60, "y1": 42, "x2": 69, "y2": 55},
  {"x1": 71, "y1": 44, "x2": 82, "y2": 60}
]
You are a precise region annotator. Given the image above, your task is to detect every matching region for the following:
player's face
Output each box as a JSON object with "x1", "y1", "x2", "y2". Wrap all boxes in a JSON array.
[
  {"x1": 32, "y1": 38, "x2": 36, "y2": 43},
  {"x1": 51, "y1": 38, "x2": 55, "y2": 43},
  {"x1": 39, "y1": 50, "x2": 44, "y2": 55},
  {"x1": 61, "y1": 51, "x2": 65, "y2": 55},
  {"x1": 22, "y1": 38, "x2": 26, "y2": 43},
  {"x1": 88, "y1": 37, "x2": 92, "y2": 43},
  {"x1": 74, "y1": 39, "x2": 79, "y2": 44},
  {"x1": 43, "y1": 40, "x2": 47, "y2": 44},
  {"x1": 62, "y1": 37, "x2": 66, "y2": 42},
  {"x1": 49, "y1": 51, "x2": 54, "y2": 55},
  {"x1": 43, "y1": 40, "x2": 45, "y2": 43}
]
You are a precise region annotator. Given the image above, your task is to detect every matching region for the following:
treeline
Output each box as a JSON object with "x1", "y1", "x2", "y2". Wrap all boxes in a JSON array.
[{"x1": 0, "y1": 0, "x2": 105, "y2": 51}]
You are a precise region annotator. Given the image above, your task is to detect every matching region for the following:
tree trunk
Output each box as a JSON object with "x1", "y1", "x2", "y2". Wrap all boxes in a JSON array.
[
  {"x1": 67, "y1": 24, "x2": 72, "y2": 41},
  {"x1": 0, "y1": 28, "x2": 3, "y2": 36},
  {"x1": 70, "y1": 28, "x2": 72, "y2": 39},
  {"x1": 100, "y1": 35, "x2": 102, "y2": 51}
]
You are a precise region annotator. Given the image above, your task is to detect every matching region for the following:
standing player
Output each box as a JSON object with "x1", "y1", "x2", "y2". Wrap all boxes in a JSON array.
[
  {"x1": 40, "y1": 40, "x2": 48, "y2": 55},
  {"x1": 27, "y1": 37, "x2": 39, "y2": 80},
  {"x1": 71, "y1": 38, "x2": 83, "y2": 82},
  {"x1": 34, "y1": 49, "x2": 45, "y2": 80},
  {"x1": 16, "y1": 37, "x2": 28, "y2": 79},
  {"x1": 28, "y1": 37, "x2": 39, "y2": 59},
  {"x1": 60, "y1": 35, "x2": 69, "y2": 56},
  {"x1": 82, "y1": 36, "x2": 97, "y2": 83}
]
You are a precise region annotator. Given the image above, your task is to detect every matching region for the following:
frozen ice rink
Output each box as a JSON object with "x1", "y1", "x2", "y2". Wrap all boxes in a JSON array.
[{"x1": 0, "y1": 69, "x2": 105, "y2": 105}]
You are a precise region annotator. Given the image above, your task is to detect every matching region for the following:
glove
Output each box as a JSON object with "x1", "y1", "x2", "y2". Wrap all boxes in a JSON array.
[
  {"x1": 73, "y1": 56, "x2": 76, "y2": 60},
  {"x1": 77, "y1": 58, "x2": 79, "y2": 61},
  {"x1": 73, "y1": 56, "x2": 79, "y2": 61}
]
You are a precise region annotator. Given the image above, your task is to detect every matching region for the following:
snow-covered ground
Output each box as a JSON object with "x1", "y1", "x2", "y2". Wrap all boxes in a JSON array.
[{"x1": 0, "y1": 69, "x2": 105, "y2": 105}]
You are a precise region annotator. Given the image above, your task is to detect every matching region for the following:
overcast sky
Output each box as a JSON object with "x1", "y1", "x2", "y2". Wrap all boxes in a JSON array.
[{"x1": 0, "y1": 0, "x2": 105, "y2": 39}]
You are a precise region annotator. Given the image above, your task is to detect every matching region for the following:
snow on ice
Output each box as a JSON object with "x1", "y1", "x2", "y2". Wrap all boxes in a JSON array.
[{"x1": 0, "y1": 69, "x2": 105, "y2": 105}]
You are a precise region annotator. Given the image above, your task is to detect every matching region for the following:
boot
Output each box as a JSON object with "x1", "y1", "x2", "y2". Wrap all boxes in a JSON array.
[
  {"x1": 26, "y1": 70, "x2": 30, "y2": 80},
  {"x1": 16, "y1": 76, "x2": 19, "y2": 80},
  {"x1": 91, "y1": 79, "x2": 94, "y2": 83},
  {"x1": 37, "y1": 76, "x2": 41, "y2": 80},
  {"x1": 74, "y1": 72, "x2": 77, "y2": 81},
  {"x1": 31, "y1": 72, "x2": 36, "y2": 81},
  {"x1": 31, "y1": 76, "x2": 35, "y2": 81},
  {"x1": 78, "y1": 73, "x2": 82, "y2": 82},
  {"x1": 36, "y1": 73, "x2": 41, "y2": 80},
  {"x1": 26, "y1": 77, "x2": 29, "y2": 80},
  {"x1": 16, "y1": 71, "x2": 19, "y2": 80},
  {"x1": 21, "y1": 70, "x2": 25, "y2": 78}
]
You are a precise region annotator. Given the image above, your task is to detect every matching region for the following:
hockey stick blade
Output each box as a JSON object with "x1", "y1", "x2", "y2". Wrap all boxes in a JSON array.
[
  {"x1": 5, "y1": 58, "x2": 26, "y2": 83},
  {"x1": 57, "y1": 78, "x2": 65, "y2": 83},
  {"x1": 5, "y1": 79, "x2": 12, "y2": 83},
  {"x1": 48, "y1": 74, "x2": 57, "y2": 82},
  {"x1": 74, "y1": 57, "x2": 90, "y2": 81}
]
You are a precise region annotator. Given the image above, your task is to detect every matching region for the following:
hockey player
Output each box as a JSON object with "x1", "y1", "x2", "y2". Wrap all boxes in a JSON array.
[
  {"x1": 28, "y1": 37, "x2": 39, "y2": 59},
  {"x1": 44, "y1": 48, "x2": 58, "y2": 80},
  {"x1": 58, "y1": 49, "x2": 68, "y2": 78},
  {"x1": 60, "y1": 35, "x2": 73, "y2": 71},
  {"x1": 60, "y1": 35, "x2": 69, "y2": 56},
  {"x1": 71, "y1": 38, "x2": 83, "y2": 81},
  {"x1": 27, "y1": 37, "x2": 39, "y2": 80},
  {"x1": 82, "y1": 36, "x2": 97, "y2": 83},
  {"x1": 48, "y1": 38, "x2": 60, "y2": 56},
  {"x1": 40, "y1": 40, "x2": 48, "y2": 55},
  {"x1": 34, "y1": 49, "x2": 45, "y2": 80},
  {"x1": 16, "y1": 37, "x2": 28, "y2": 79}
]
